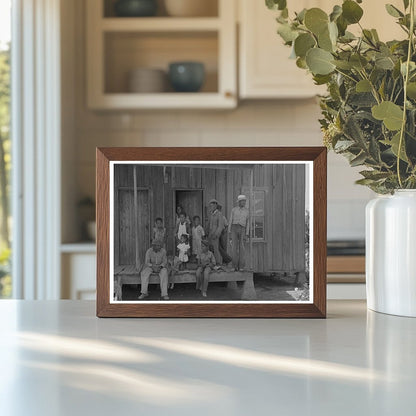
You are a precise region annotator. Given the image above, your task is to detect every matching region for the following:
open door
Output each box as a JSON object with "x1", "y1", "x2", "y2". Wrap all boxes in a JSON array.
[{"x1": 175, "y1": 190, "x2": 204, "y2": 224}]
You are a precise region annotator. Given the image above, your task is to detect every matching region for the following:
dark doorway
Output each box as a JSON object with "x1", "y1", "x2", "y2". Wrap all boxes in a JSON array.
[{"x1": 175, "y1": 190, "x2": 204, "y2": 225}]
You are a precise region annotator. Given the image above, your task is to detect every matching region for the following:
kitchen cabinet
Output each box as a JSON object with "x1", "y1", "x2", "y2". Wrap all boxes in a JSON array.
[
  {"x1": 238, "y1": 0, "x2": 404, "y2": 99},
  {"x1": 239, "y1": 0, "x2": 325, "y2": 99},
  {"x1": 61, "y1": 244, "x2": 96, "y2": 300},
  {"x1": 86, "y1": 0, "x2": 237, "y2": 109}
]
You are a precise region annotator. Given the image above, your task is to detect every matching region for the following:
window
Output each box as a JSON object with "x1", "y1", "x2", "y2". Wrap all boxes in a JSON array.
[
  {"x1": 243, "y1": 188, "x2": 267, "y2": 241},
  {"x1": 0, "y1": 0, "x2": 11, "y2": 298},
  {"x1": 252, "y1": 190, "x2": 265, "y2": 240}
]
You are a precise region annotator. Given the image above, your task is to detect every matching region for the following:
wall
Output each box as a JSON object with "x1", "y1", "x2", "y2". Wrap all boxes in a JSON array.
[{"x1": 61, "y1": 0, "x2": 374, "y2": 243}]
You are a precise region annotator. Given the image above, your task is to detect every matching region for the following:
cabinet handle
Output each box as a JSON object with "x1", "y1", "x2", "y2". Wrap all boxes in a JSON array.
[{"x1": 225, "y1": 91, "x2": 234, "y2": 99}]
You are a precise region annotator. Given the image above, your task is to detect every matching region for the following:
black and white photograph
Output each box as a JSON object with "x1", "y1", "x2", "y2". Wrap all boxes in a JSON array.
[{"x1": 110, "y1": 161, "x2": 312, "y2": 303}]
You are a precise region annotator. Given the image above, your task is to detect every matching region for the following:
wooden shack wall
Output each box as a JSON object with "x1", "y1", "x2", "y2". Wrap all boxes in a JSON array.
[{"x1": 114, "y1": 164, "x2": 306, "y2": 273}]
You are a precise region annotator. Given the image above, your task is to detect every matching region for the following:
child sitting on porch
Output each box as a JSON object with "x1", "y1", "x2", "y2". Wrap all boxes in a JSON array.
[
  {"x1": 152, "y1": 217, "x2": 166, "y2": 247},
  {"x1": 192, "y1": 215, "x2": 205, "y2": 257},
  {"x1": 196, "y1": 240, "x2": 218, "y2": 298}
]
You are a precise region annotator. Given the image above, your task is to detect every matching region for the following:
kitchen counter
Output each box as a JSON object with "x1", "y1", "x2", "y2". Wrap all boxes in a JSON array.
[{"x1": 0, "y1": 300, "x2": 415, "y2": 415}]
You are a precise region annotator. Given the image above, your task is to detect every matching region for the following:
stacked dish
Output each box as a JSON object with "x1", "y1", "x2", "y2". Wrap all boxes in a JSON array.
[{"x1": 128, "y1": 68, "x2": 167, "y2": 93}]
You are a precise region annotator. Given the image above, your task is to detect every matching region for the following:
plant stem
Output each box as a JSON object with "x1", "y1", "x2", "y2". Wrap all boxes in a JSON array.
[{"x1": 397, "y1": 0, "x2": 415, "y2": 188}]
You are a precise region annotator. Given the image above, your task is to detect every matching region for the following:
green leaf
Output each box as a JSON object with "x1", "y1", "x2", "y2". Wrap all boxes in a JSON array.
[
  {"x1": 350, "y1": 54, "x2": 368, "y2": 70},
  {"x1": 304, "y1": 8, "x2": 329, "y2": 35},
  {"x1": 296, "y1": 8, "x2": 307, "y2": 23},
  {"x1": 266, "y1": 0, "x2": 287, "y2": 11},
  {"x1": 296, "y1": 57, "x2": 308, "y2": 69},
  {"x1": 350, "y1": 152, "x2": 368, "y2": 167},
  {"x1": 306, "y1": 48, "x2": 335, "y2": 75},
  {"x1": 339, "y1": 31, "x2": 356, "y2": 43},
  {"x1": 318, "y1": 27, "x2": 334, "y2": 52},
  {"x1": 333, "y1": 60, "x2": 353, "y2": 70},
  {"x1": 385, "y1": 4, "x2": 404, "y2": 18},
  {"x1": 360, "y1": 170, "x2": 392, "y2": 181},
  {"x1": 381, "y1": 132, "x2": 408, "y2": 162},
  {"x1": 330, "y1": 5, "x2": 342, "y2": 22},
  {"x1": 334, "y1": 139, "x2": 355, "y2": 152},
  {"x1": 375, "y1": 55, "x2": 395, "y2": 70},
  {"x1": 407, "y1": 82, "x2": 416, "y2": 99},
  {"x1": 342, "y1": 0, "x2": 364, "y2": 24},
  {"x1": 403, "y1": 0, "x2": 410, "y2": 10},
  {"x1": 294, "y1": 33, "x2": 316, "y2": 58},
  {"x1": 356, "y1": 79, "x2": 372, "y2": 92},
  {"x1": 277, "y1": 23, "x2": 298, "y2": 43},
  {"x1": 371, "y1": 29, "x2": 380, "y2": 42},
  {"x1": 372, "y1": 101, "x2": 404, "y2": 131},
  {"x1": 313, "y1": 74, "x2": 332, "y2": 85}
]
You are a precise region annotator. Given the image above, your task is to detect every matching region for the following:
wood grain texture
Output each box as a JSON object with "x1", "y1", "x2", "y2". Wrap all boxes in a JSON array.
[{"x1": 96, "y1": 147, "x2": 327, "y2": 318}]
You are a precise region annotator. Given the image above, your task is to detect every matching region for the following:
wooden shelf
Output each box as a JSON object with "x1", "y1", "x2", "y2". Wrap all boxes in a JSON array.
[
  {"x1": 89, "y1": 92, "x2": 235, "y2": 110},
  {"x1": 101, "y1": 17, "x2": 221, "y2": 32},
  {"x1": 327, "y1": 256, "x2": 365, "y2": 274}
]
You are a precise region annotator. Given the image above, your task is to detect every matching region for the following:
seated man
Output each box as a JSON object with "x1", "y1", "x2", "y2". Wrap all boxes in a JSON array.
[
  {"x1": 139, "y1": 239, "x2": 169, "y2": 301},
  {"x1": 196, "y1": 240, "x2": 217, "y2": 298}
]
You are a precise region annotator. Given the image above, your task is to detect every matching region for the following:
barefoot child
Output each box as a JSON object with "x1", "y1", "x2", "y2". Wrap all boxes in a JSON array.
[
  {"x1": 196, "y1": 240, "x2": 216, "y2": 297},
  {"x1": 172, "y1": 234, "x2": 191, "y2": 288}
]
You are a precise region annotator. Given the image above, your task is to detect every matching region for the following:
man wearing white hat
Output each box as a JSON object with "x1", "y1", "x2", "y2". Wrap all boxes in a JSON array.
[{"x1": 228, "y1": 195, "x2": 250, "y2": 270}]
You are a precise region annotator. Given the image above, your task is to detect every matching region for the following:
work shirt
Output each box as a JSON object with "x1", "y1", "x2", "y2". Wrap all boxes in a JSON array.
[
  {"x1": 145, "y1": 247, "x2": 167, "y2": 268},
  {"x1": 229, "y1": 206, "x2": 250, "y2": 234},
  {"x1": 198, "y1": 250, "x2": 216, "y2": 267},
  {"x1": 208, "y1": 209, "x2": 223, "y2": 238}
]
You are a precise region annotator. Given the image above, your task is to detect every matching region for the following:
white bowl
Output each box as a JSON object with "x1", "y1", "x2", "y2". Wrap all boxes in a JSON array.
[
  {"x1": 164, "y1": 0, "x2": 217, "y2": 17},
  {"x1": 128, "y1": 68, "x2": 167, "y2": 93}
]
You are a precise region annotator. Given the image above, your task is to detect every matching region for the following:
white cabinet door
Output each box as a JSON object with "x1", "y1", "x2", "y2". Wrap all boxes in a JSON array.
[
  {"x1": 239, "y1": 0, "x2": 325, "y2": 99},
  {"x1": 62, "y1": 253, "x2": 96, "y2": 300},
  {"x1": 238, "y1": 0, "x2": 403, "y2": 99}
]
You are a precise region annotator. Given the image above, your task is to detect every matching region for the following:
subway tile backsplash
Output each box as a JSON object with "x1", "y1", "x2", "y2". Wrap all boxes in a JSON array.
[{"x1": 74, "y1": 101, "x2": 372, "y2": 240}]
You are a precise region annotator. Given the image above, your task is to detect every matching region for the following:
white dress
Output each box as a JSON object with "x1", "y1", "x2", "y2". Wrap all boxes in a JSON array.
[{"x1": 177, "y1": 243, "x2": 190, "y2": 262}]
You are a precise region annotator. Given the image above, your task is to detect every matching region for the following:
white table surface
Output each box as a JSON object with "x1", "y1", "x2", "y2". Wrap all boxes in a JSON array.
[{"x1": 0, "y1": 300, "x2": 415, "y2": 416}]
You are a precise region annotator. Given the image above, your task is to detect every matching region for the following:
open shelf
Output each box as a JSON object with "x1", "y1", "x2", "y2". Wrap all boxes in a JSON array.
[
  {"x1": 101, "y1": 17, "x2": 221, "y2": 32},
  {"x1": 104, "y1": 31, "x2": 218, "y2": 94},
  {"x1": 103, "y1": 0, "x2": 219, "y2": 18},
  {"x1": 87, "y1": 0, "x2": 236, "y2": 109}
]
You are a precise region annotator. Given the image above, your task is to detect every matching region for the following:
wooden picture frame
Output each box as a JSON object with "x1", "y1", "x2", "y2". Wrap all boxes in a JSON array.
[{"x1": 96, "y1": 147, "x2": 327, "y2": 318}]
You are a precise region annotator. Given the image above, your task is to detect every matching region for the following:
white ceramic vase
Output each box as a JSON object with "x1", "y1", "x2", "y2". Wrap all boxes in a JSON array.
[{"x1": 366, "y1": 190, "x2": 416, "y2": 317}]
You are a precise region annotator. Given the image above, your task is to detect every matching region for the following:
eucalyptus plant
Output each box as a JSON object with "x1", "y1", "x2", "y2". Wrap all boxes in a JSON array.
[{"x1": 266, "y1": 0, "x2": 416, "y2": 193}]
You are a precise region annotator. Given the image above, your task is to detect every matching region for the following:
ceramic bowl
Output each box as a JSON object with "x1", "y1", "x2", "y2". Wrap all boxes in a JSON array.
[
  {"x1": 168, "y1": 62, "x2": 205, "y2": 92},
  {"x1": 114, "y1": 0, "x2": 158, "y2": 17},
  {"x1": 128, "y1": 68, "x2": 167, "y2": 93}
]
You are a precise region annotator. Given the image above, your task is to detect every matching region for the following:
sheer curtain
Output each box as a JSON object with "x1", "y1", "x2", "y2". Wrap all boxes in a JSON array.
[{"x1": 12, "y1": 0, "x2": 61, "y2": 299}]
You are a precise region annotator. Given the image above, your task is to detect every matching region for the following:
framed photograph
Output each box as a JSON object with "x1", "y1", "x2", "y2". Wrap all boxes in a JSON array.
[{"x1": 96, "y1": 147, "x2": 327, "y2": 318}]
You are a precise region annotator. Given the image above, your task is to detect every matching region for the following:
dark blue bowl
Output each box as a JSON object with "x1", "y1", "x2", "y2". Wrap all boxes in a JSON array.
[
  {"x1": 168, "y1": 62, "x2": 205, "y2": 93},
  {"x1": 114, "y1": 0, "x2": 157, "y2": 17}
]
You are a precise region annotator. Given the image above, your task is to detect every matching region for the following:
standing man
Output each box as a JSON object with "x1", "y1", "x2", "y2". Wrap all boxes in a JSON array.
[
  {"x1": 217, "y1": 204, "x2": 233, "y2": 265},
  {"x1": 228, "y1": 195, "x2": 250, "y2": 271},
  {"x1": 207, "y1": 198, "x2": 223, "y2": 265},
  {"x1": 139, "y1": 239, "x2": 169, "y2": 301}
]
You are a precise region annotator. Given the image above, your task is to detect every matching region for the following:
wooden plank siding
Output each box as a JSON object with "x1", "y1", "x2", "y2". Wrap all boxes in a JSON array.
[{"x1": 113, "y1": 164, "x2": 306, "y2": 274}]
